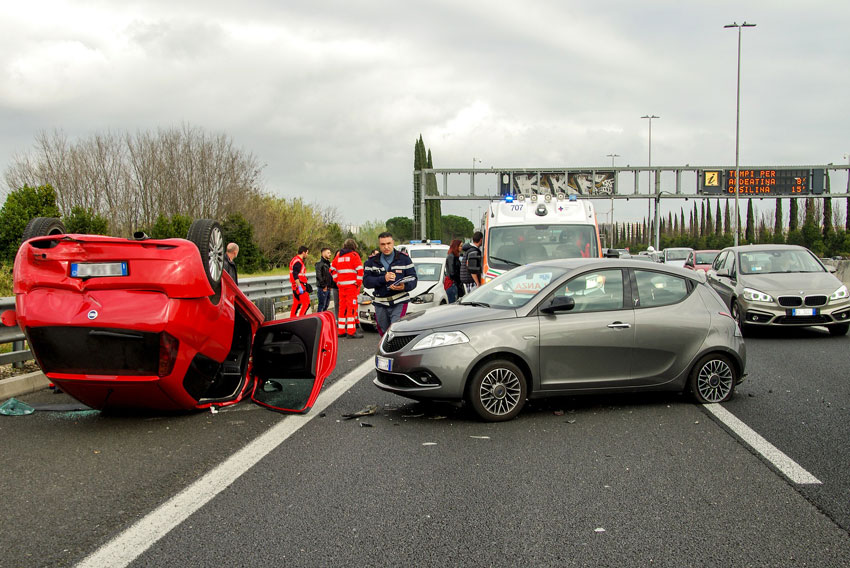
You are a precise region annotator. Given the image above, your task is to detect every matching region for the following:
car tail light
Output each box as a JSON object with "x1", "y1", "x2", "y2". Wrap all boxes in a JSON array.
[
  {"x1": 158, "y1": 332, "x2": 179, "y2": 377},
  {"x1": 718, "y1": 311, "x2": 733, "y2": 320}
]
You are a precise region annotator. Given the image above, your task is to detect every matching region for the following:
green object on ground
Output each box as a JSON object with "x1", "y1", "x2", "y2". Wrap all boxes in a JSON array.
[{"x1": 0, "y1": 397, "x2": 35, "y2": 416}]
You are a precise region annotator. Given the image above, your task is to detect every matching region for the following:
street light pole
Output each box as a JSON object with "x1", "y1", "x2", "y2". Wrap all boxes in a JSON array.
[
  {"x1": 725, "y1": 21, "x2": 756, "y2": 246},
  {"x1": 606, "y1": 153, "x2": 620, "y2": 247},
  {"x1": 471, "y1": 157, "x2": 482, "y2": 196},
  {"x1": 641, "y1": 115, "x2": 659, "y2": 248}
]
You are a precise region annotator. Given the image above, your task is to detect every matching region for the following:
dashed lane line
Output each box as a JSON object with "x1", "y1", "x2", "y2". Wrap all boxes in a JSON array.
[
  {"x1": 76, "y1": 358, "x2": 375, "y2": 568},
  {"x1": 704, "y1": 403, "x2": 822, "y2": 485}
]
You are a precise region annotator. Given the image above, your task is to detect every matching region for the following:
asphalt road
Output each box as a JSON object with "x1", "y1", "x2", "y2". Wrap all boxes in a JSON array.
[{"x1": 1, "y1": 327, "x2": 849, "y2": 567}]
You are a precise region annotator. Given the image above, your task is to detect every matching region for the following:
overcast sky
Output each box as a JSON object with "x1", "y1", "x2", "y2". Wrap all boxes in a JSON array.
[{"x1": 2, "y1": 0, "x2": 849, "y2": 230}]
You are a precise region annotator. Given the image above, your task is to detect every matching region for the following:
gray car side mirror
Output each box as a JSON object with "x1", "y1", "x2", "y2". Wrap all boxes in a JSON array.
[{"x1": 541, "y1": 296, "x2": 576, "y2": 314}]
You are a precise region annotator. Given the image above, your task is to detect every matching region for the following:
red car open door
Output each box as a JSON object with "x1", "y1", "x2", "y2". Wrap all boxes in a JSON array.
[{"x1": 250, "y1": 311, "x2": 337, "y2": 413}]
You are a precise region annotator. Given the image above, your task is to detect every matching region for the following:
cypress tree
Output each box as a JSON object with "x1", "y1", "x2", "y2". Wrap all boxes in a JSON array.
[
  {"x1": 700, "y1": 202, "x2": 706, "y2": 237},
  {"x1": 745, "y1": 199, "x2": 755, "y2": 243},
  {"x1": 823, "y1": 197, "x2": 833, "y2": 240},
  {"x1": 715, "y1": 200, "x2": 723, "y2": 235},
  {"x1": 724, "y1": 201, "x2": 731, "y2": 237},
  {"x1": 774, "y1": 199, "x2": 784, "y2": 243},
  {"x1": 413, "y1": 136, "x2": 424, "y2": 238},
  {"x1": 706, "y1": 201, "x2": 714, "y2": 237},
  {"x1": 425, "y1": 148, "x2": 442, "y2": 240},
  {"x1": 692, "y1": 202, "x2": 699, "y2": 238},
  {"x1": 789, "y1": 198, "x2": 799, "y2": 231}
]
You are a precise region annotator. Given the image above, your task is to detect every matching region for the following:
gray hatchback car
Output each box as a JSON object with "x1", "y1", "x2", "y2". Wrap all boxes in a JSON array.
[
  {"x1": 706, "y1": 244, "x2": 850, "y2": 336},
  {"x1": 374, "y1": 259, "x2": 746, "y2": 421}
]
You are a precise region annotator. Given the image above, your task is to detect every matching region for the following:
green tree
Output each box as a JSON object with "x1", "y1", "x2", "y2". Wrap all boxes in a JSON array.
[
  {"x1": 789, "y1": 199, "x2": 799, "y2": 232},
  {"x1": 801, "y1": 198, "x2": 824, "y2": 255},
  {"x1": 774, "y1": 199, "x2": 784, "y2": 243},
  {"x1": 823, "y1": 197, "x2": 833, "y2": 241},
  {"x1": 745, "y1": 200, "x2": 755, "y2": 243},
  {"x1": 440, "y1": 215, "x2": 474, "y2": 243},
  {"x1": 146, "y1": 214, "x2": 193, "y2": 239},
  {"x1": 354, "y1": 220, "x2": 388, "y2": 253},
  {"x1": 221, "y1": 213, "x2": 264, "y2": 273},
  {"x1": 64, "y1": 206, "x2": 109, "y2": 235},
  {"x1": 0, "y1": 184, "x2": 61, "y2": 262},
  {"x1": 715, "y1": 200, "x2": 723, "y2": 236},
  {"x1": 386, "y1": 216, "x2": 413, "y2": 242},
  {"x1": 425, "y1": 147, "x2": 442, "y2": 240}
]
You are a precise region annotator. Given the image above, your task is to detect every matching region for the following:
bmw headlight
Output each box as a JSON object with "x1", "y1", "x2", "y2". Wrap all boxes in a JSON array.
[
  {"x1": 411, "y1": 293, "x2": 434, "y2": 304},
  {"x1": 830, "y1": 285, "x2": 849, "y2": 302},
  {"x1": 411, "y1": 331, "x2": 469, "y2": 350},
  {"x1": 742, "y1": 287, "x2": 773, "y2": 303}
]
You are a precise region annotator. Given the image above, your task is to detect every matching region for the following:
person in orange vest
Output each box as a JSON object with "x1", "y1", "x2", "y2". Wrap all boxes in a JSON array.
[
  {"x1": 330, "y1": 238, "x2": 364, "y2": 338},
  {"x1": 289, "y1": 246, "x2": 312, "y2": 318}
]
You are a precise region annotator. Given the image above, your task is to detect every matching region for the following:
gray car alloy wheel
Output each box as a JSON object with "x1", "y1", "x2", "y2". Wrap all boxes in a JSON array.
[
  {"x1": 469, "y1": 360, "x2": 527, "y2": 421},
  {"x1": 207, "y1": 226, "x2": 224, "y2": 282},
  {"x1": 691, "y1": 354, "x2": 735, "y2": 403}
]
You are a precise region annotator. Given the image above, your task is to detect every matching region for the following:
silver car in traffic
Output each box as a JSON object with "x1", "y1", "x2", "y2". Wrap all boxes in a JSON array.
[
  {"x1": 374, "y1": 259, "x2": 746, "y2": 421},
  {"x1": 706, "y1": 244, "x2": 850, "y2": 336}
]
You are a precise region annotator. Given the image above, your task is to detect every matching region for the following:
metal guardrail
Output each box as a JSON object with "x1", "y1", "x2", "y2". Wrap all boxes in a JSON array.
[{"x1": 0, "y1": 274, "x2": 314, "y2": 367}]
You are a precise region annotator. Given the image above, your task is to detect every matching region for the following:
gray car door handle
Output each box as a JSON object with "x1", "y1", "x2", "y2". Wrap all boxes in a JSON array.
[{"x1": 607, "y1": 322, "x2": 631, "y2": 329}]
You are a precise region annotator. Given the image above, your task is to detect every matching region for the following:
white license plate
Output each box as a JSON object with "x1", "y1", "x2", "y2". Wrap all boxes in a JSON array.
[
  {"x1": 375, "y1": 356, "x2": 392, "y2": 372},
  {"x1": 71, "y1": 262, "x2": 128, "y2": 278},
  {"x1": 792, "y1": 308, "x2": 815, "y2": 316}
]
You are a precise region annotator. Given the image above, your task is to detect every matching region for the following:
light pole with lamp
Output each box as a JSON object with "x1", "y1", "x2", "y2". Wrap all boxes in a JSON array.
[
  {"x1": 471, "y1": 157, "x2": 482, "y2": 196},
  {"x1": 725, "y1": 21, "x2": 756, "y2": 246},
  {"x1": 606, "y1": 153, "x2": 620, "y2": 247},
  {"x1": 641, "y1": 115, "x2": 659, "y2": 248}
]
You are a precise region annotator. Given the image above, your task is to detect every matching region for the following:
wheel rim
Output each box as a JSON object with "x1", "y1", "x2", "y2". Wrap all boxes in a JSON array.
[
  {"x1": 478, "y1": 367, "x2": 522, "y2": 416},
  {"x1": 697, "y1": 359, "x2": 734, "y2": 402},
  {"x1": 208, "y1": 227, "x2": 224, "y2": 281}
]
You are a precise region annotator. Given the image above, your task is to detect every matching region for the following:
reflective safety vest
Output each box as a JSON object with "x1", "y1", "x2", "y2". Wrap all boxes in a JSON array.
[
  {"x1": 289, "y1": 254, "x2": 308, "y2": 291},
  {"x1": 330, "y1": 249, "x2": 363, "y2": 288}
]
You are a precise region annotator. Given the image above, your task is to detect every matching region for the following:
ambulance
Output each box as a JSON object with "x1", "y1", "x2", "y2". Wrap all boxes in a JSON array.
[{"x1": 481, "y1": 194, "x2": 602, "y2": 283}]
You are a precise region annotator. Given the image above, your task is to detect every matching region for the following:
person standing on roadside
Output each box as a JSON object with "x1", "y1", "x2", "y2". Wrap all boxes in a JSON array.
[
  {"x1": 460, "y1": 231, "x2": 483, "y2": 292},
  {"x1": 331, "y1": 238, "x2": 364, "y2": 338},
  {"x1": 224, "y1": 242, "x2": 239, "y2": 285},
  {"x1": 363, "y1": 232, "x2": 417, "y2": 336},
  {"x1": 289, "y1": 246, "x2": 312, "y2": 318},
  {"x1": 315, "y1": 247, "x2": 332, "y2": 313},
  {"x1": 444, "y1": 239, "x2": 463, "y2": 303}
]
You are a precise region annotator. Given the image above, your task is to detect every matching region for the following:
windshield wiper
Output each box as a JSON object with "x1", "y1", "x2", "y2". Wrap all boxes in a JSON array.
[
  {"x1": 460, "y1": 301, "x2": 491, "y2": 308},
  {"x1": 489, "y1": 255, "x2": 521, "y2": 267}
]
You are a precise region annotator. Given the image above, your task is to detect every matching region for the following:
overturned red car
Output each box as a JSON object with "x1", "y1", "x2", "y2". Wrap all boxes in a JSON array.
[{"x1": 1, "y1": 218, "x2": 337, "y2": 413}]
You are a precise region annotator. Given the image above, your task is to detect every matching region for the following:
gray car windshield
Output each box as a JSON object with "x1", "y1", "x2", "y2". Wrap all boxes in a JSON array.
[
  {"x1": 739, "y1": 249, "x2": 824, "y2": 274},
  {"x1": 665, "y1": 249, "x2": 691, "y2": 261},
  {"x1": 487, "y1": 225, "x2": 598, "y2": 269},
  {"x1": 460, "y1": 265, "x2": 568, "y2": 309}
]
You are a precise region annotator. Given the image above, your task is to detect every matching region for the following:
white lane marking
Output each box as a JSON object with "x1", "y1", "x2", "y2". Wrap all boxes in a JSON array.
[
  {"x1": 77, "y1": 358, "x2": 375, "y2": 568},
  {"x1": 704, "y1": 403, "x2": 822, "y2": 485}
]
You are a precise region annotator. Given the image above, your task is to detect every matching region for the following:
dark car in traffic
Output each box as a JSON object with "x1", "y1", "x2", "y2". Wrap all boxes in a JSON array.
[{"x1": 374, "y1": 259, "x2": 746, "y2": 421}]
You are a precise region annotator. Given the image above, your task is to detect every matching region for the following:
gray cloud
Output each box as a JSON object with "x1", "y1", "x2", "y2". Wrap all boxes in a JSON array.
[{"x1": 1, "y1": 0, "x2": 848, "y2": 228}]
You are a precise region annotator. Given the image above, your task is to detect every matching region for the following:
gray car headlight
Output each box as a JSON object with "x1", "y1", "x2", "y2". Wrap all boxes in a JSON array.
[
  {"x1": 411, "y1": 331, "x2": 469, "y2": 350},
  {"x1": 830, "y1": 285, "x2": 849, "y2": 302},
  {"x1": 742, "y1": 287, "x2": 772, "y2": 303},
  {"x1": 411, "y1": 293, "x2": 434, "y2": 304}
]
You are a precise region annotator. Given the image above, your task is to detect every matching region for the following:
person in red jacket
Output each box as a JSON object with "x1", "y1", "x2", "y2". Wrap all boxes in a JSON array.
[
  {"x1": 330, "y1": 238, "x2": 364, "y2": 338},
  {"x1": 289, "y1": 246, "x2": 312, "y2": 318}
]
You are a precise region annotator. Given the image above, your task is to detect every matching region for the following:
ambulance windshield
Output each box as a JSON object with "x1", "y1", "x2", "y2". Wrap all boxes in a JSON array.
[{"x1": 486, "y1": 224, "x2": 598, "y2": 269}]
